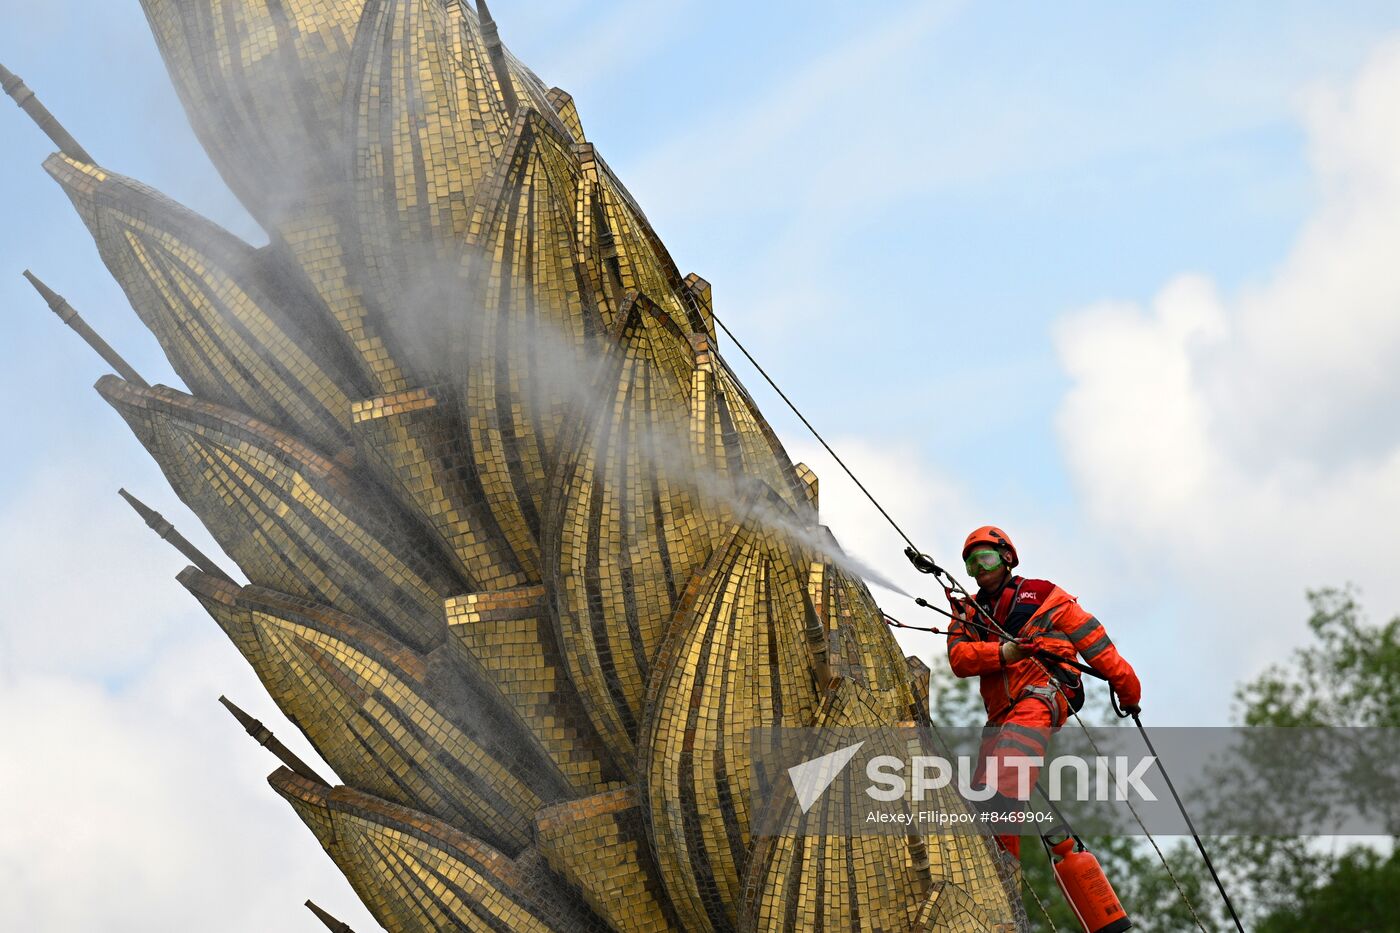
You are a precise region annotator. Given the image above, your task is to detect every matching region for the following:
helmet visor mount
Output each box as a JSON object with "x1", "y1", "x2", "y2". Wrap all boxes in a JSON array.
[{"x1": 964, "y1": 547, "x2": 1005, "y2": 576}]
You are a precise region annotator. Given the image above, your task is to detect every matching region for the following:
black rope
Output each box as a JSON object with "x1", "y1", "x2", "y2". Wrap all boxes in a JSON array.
[
  {"x1": 711, "y1": 312, "x2": 919, "y2": 551},
  {"x1": 1129, "y1": 710, "x2": 1246, "y2": 932}
]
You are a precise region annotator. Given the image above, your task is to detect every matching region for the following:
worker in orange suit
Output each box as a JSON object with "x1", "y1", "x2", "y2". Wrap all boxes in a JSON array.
[{"x1": 944, "y1": 525, "x2": 1141, "y2": 859}]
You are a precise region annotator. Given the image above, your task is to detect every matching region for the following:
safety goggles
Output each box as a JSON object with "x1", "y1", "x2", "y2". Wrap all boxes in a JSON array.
[{"x1": 964, "y1": 548, "x2": 1004, "y2": 575}]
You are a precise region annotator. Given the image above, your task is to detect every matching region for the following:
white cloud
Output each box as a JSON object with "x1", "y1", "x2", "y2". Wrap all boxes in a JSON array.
[
  {"x1": 0, "y1": 466, "x2": 197, "y2": 679},
  {"x1": 1053, "y1": 39, "x2": 1400, "y2": 675},
  {"x1": 0, "y1": 459, "x2": 375, "y2": 932},
  {"x1": 0, "y1": 643, "x2": 376, "y2": 932}
]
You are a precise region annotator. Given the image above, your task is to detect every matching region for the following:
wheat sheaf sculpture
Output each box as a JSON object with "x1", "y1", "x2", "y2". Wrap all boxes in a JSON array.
[{"x1": 5, "y1": 2, "x2": 1024, "y2": 930}]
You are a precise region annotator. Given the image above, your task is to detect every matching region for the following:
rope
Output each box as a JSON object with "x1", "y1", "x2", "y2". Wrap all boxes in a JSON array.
[
  {"x1": 710, "y1": 313, "x2": 919, "y2": 551},
  {"x1": 1131, "y1": 710, "x2": 1245, "y2": 932},
  {"x1": 1021, "y1": 871, "x2": 1060, "y2": 933},
  {"x1": 1066, "y1": 706, "x2": 1209, "y2": 932},
  {"x1": 712, "y1": 313, "x2": 1220, "y2": 930}
]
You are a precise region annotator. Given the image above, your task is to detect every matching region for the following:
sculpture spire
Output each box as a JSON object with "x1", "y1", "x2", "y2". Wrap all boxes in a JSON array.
[
  {"x1": 217, "y1": 696, "x2": 329, "y2": 785},
  {"x1": 22, "y1": 271, "x2": 149, "y2": 387},
  {"x1": 117, "y1": 489, "x2": 234, "y2": 583},
  {"x1": 0, "y1": 63, "x2": 94, "y2": 163},
  {"x1": 474, "y1": 1, "x2": 518, "y2": 116},
  {"x1": 304, "y1": 900, "x2": 357, "y2": 932}
]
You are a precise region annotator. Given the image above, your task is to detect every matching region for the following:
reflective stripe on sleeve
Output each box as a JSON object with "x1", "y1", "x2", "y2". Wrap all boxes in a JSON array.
[
  {"x1": 1081, "y1": 633, "x2": 1114, "y2": 660},
  {"x1": 1067, "y1": 617, "x2": 1101, "y2": 641}
]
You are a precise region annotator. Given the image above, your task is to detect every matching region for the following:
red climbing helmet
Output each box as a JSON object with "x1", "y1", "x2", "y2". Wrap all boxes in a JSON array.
[{"x1": 962, "y1": 525, "x2": 1018, "y2": 568}]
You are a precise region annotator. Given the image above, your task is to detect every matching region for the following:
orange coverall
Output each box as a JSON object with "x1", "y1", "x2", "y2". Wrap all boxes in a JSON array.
[{"x1": 947, "y1": 576, "x2": 1141, "y2": 857}]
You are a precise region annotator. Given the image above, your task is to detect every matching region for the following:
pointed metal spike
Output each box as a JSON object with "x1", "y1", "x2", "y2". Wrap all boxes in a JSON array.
[
  {"x1": 218, "y1": 696, "x2": 329, "y2": 785},
  {"x1": 475, "y1": 0, "x2": 500, "y2": 46},
  {"x1": 0, "y1": 63, "x2": 94, "y2": 163},
  {"x1": 23, "y1": 271, "x2": 149, "y2": 387},
  {"x1": 304, "y1": 900, "x2": 357, "y2": 933},
  {"x1": 473, "y1": 0, "x2": 518, "y2": 116},
  {"x1": 117, "y1": 488, "x2": 235, "y2": 583}
]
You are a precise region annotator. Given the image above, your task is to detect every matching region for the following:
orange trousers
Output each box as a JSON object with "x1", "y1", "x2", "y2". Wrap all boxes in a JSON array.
[{"x1": 972, "y1": 697, "x2": 1059, "y2": 860}]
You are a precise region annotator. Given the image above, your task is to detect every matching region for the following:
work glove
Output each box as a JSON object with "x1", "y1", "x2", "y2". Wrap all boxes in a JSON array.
[
  {"x1": 1112, "y1": 676, "x2": 1142, "y2": 716},
  {"x1": 999, "y1": 640, "x2": 1031, "y2": 664}
]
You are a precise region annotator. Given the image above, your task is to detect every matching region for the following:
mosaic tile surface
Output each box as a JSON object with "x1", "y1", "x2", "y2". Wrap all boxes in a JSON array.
[
  {"x1": 642, "y1": 510, "x2": 822, "y2": 931},
  {"x1": 535, "y1": 786, "x2": 678, "y2": 932},
  {"x1": 186, "y1": 568, "x2": 572, "y2": 853},
  {"x1": 272, "y1": 768, "x2": 607, "y2": 932},
  {"x1": 20, "y1": 0, "x2": 1024, "y2": 928}
]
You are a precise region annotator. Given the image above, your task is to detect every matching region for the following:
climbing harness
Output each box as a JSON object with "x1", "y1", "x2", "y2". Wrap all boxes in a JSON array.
[
  {"x1": 888, "y1": 604, "x2": 1097, "y2": 680},
  {"x1": 710, "y1": 311, "x2": 1243, "y2": 933}
]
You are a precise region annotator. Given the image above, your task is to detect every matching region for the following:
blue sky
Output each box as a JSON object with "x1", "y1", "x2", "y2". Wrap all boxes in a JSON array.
[{"x1": 5, "y1": 2, "x2": 1400, "y2": 929}]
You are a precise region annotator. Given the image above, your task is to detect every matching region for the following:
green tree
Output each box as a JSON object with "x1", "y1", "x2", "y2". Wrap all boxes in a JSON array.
[
  {"x1": 1131, "y1": 589, "x2": 1400, "y2": 930},
  {"x1": 1236, "y1": 587, "x2": 1400, "y2": 729},
  {"x1": 1255, "y1": 847, "x2": 1400, "y2": 933},
  {"x1": 1231, "y1": 588, "x2": 1399, "y2": 930}
]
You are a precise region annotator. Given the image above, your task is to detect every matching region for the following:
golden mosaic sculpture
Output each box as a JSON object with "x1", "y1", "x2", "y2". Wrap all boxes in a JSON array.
[{"x1": 6, "y1": 3, "x2": 1025, "y2": 930}]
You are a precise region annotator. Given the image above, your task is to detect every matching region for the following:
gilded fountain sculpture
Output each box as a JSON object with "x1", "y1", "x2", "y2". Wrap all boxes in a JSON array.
[{"x1": 4, "y1": 3, "x2": 1024, "y2": 929}]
